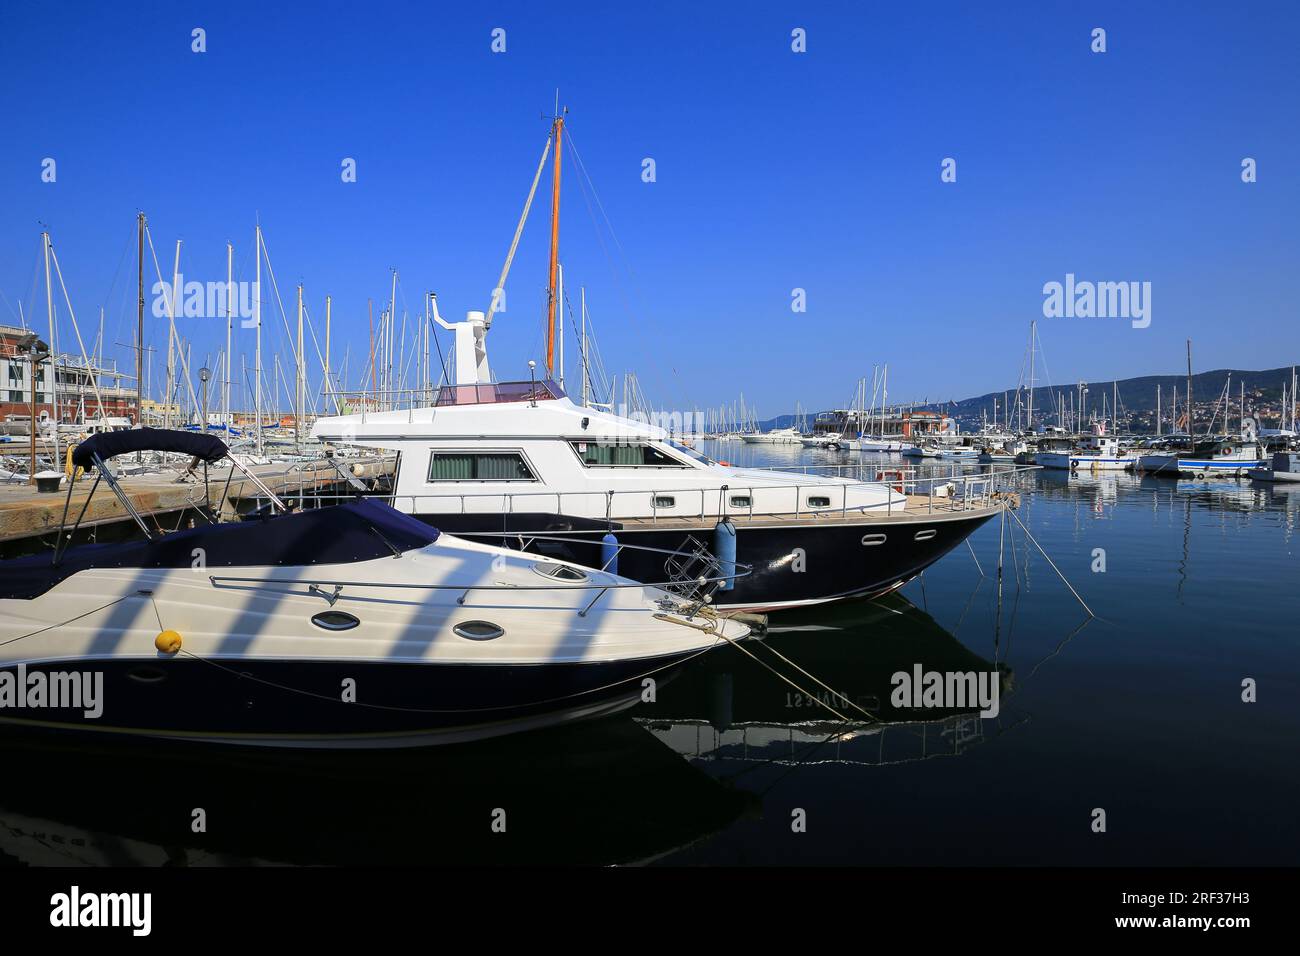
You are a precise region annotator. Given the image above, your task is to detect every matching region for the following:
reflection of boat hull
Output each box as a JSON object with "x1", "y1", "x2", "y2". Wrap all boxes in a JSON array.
[
  {"x1": 0, "y1": 717, "x2": 753, "y2": 865},
  {"x1": 637, "y1": 594, "x2": 1013, "y2": 763}
]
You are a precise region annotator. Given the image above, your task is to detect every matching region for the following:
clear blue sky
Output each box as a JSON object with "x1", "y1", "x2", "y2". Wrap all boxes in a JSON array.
[{"x1": 1, "y1": 1, "x2": 1296, "y2": 417}]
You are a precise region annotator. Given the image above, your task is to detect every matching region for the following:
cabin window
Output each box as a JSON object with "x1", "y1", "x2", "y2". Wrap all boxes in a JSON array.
[
  {"x1": 807, "y1": 496, "x2": 831, "y2": 508},
  {"x1": 653, "y1": 495, "x2": 676, "y2": 509},
  {"x1": 311, "y1": 610, "x2": 360, "y2": 631},
  {"x1": 729, "y1": 495, "x2": 752, "y2": 508},
  {"x1": 427, "y1": 451, "x2": 536, "y2": 482},
  {"x1": 570, "y1": 441, "x2": 689, "y2": 468},
  {"x1": 453, "y1": 621, "x2": 505, "y2": 641}
]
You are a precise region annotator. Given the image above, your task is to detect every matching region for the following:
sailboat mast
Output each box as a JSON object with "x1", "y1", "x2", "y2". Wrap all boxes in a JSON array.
[
  {"x1": 255, "y1": 224, "x2": 263, "y2": 456},
  {"x1": 225, "y1": 241, "x2": 233, "y2": 440},
  {"x1": 546, "y1": 113, "x2": 564, "y2": 377},
  {"x1": 296, "y1": 283, "x2": 304, "y2": 451},
  {"x1": 1186, "y1": 340, "x2": 1193, "y2": 438},
  {"x1": 580, "y1": 286, "x2": 588, "y2": 407},
  {"x1": 136, "y1": 213, "x2": 145, "y2": 431}
]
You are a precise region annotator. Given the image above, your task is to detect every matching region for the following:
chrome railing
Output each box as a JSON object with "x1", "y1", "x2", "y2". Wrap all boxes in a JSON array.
[
  {"x1": 235, "y1": 464, "x2": 1036, "y2": 522},
  {"x1": 208, "y1": 533, "x2": 753, "y2": 619}
]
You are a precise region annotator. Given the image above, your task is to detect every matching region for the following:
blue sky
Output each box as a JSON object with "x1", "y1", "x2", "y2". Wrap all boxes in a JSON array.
[{"x1": 1, "y1": 1, "x2": 1296, "y2": 417}]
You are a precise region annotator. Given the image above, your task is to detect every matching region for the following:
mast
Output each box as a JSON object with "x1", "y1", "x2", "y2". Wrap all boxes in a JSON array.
[
  {"x1": 42, "y1": 230, "x2": 57, "y2": 476},
  {"x1": 225, "y1": 241, "x2": 233, "y2": 440},
  {"x1": 1027, "y1": 320, "x2": 1036, "y2": 432},
  {"x1": 546, "y1": 110, "x2": 564, "y2": 377},
  {"x1": 557, "y1": 262, "x2": 565, "y2": 389},
  {"x1": 388, "y1": 270, "x2": 397, "y2": 407},
  {"x1": 1186, "y1": 339, "x2": 1193, "y2": 439},
  {"x1": 325, "y1": 295, "x2": 333, "y2": 414},
  {"x1": 296, "y1": 283, "x2": 304, "y2": 451},
  {"x1": 136, "y1": 213, "x2": 145, "y2": 430},
  {"x1": 255, "y1": 224, "x2": 263, "y2": 455},
  {"x1": 1156, "y1": 384, "x2": 1161, "y2": 437},
  {"x1": 580, "y1": 286, "x2": 588, "y2": 407}
]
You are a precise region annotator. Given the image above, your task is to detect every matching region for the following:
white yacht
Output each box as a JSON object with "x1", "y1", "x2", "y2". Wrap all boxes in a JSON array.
[
  {"x1": 741, "y1": 427, "x2": 802, "y2": 444},
  {"x1": 311, "y1": 306, "x2": 1005, "y2": 612},
  {"x1": 0, "y1": 429, "x2": 748, "y2": 747}
]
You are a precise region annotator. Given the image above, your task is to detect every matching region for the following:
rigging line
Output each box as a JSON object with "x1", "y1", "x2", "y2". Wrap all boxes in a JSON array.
[
  {"x1": 0, "y1": 595, "x2": 136, "y2": 648},
  {"x1": 144, "y1": 227, "x2": 201, "y2": 416}
]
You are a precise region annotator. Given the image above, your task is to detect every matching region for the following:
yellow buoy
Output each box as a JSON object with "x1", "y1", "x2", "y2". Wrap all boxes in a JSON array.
[{"x1": 154, "y1": 630, "x2": 183, "y2": 654}]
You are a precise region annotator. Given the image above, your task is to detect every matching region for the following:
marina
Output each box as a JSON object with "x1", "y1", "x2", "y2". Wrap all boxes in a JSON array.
[{"x1": 0, "y1": 3, "x2": 1296, "y2": 933}]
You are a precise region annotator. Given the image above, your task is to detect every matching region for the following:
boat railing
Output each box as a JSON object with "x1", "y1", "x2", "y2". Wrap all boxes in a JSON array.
[
  {"x1": 209, "y1": 533, "x2": 753, "y2": 619},
  {"x1": 238, "y1": 464, "x2": 1036, "y2": 522}
]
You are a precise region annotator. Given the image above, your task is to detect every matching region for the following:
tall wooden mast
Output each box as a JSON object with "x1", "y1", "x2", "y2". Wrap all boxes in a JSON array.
[{"x1": 546, "y1": 112, "x2": 564, "y2": 377}]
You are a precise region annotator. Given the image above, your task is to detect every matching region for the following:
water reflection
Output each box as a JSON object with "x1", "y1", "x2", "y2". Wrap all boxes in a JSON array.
[
  {"x1": 0, "y1": 596, "x2": 1008, "y2": 866},
  {"x1": 636, "y1": 594, "x2": 1022, "y2": 771}
]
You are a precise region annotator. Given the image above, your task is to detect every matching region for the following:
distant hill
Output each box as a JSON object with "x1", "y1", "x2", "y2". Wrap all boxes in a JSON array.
[{"x1": 758, "y1": 365, "x2": 1298, "y2": 433}]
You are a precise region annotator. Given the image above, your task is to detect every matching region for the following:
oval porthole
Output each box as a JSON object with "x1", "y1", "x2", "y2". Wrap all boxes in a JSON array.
[
  {"x1": 730, "y1": 495, "x2": 752, "y2": 508},
  {"x1": 533, "y1": 562, "x2": 589, "y2": 583},
  {"x1": 914, "y1": 529, "x2": 938, "y2": 542},
  {"x1": 128, "y1": 666, "x2": 167, "y2": 684},
  {"x1": 653, "y1": 495, "x2": 676, "y2": 509},
  {"x1": 454, "y1": 620, "x2": 505, "y2": 641},
  {"x1": 861, "y1": 533, "x2": 887, "y2": 546},
  {"x1": 311, "y1": 610, "x2": 360, "y2": 631},
  {"x1": 807, "y1": 496, "x2": 831, "y2": 508}
]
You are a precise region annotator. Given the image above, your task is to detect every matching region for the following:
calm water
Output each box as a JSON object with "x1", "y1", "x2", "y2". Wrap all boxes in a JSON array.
[{"x1": 2, "y1": 441, "x2": 1298, "y2": 866}]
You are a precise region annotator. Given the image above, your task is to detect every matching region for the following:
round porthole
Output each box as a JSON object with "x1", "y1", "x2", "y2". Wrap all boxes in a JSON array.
[
  {"x1": 454, "y1": 621, "x2": 505, "y2": 641},
  {"x1": 311, "y1": 610, "x2": 360, "y2": 631}
]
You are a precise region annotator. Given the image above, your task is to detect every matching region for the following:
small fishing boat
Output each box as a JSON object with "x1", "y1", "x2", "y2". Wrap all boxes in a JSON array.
[
  {"x1": 0, "y1": 429, "x2": 750, "y2": 748},
  {"x1": 1248, "y1": 451, "x2": 1300, "y2": 484},
  {"x1": 1035, "y1": 434, "x2": 1136, "y2": 472},
  {"x1": 1136, "y1": 437, "x2": 1266, "y2": 478}
]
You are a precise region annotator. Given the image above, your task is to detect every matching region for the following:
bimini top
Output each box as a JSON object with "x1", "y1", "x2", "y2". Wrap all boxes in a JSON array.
[
  {"x1": 71, "y1": 427, "x2": 229, "y2": 469},
  {"x1": 0, "y1": 498, "x2": 440, "y2": 601}
]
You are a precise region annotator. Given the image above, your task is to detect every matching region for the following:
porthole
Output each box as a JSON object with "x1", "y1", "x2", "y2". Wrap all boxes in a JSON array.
[
  {"x1": 533, "y1": 562, "x2": 589, "y2": 583},
  {"x1": 311, "y1": 610, "x2": 360, "y2": 631},
  {"x1": 653, "y1": 495, "x2": 676, "y2": 508},
  {"x1": 453, "y1": 620, "x2": 505, "y2": 641},
  {"x1": 914, "y1": 529, "x2": 938, "y2": 542},
  {"x1": 730, "y1": 495, "x2": 752, "y2": 508},
  {"x1": 807, "y1": 496, "x2": 831, "y2": 508},
  {"x1": 861, "y1": 533, "x2": 887, "y2": 546}
]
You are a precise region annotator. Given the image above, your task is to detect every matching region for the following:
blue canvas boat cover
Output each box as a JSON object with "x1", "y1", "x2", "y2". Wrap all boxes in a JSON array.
[{"x1": 0, "y1": 498, "x2": 440, "y2": 600}]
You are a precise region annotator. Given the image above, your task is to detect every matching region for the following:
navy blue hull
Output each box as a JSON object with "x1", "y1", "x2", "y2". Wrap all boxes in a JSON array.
[
  {"x1": 421, "y1": 510, "x2": 996, "y2": 610},
  {"x1": 0, "y1": 654, "x2": 701, "y2": 748}
]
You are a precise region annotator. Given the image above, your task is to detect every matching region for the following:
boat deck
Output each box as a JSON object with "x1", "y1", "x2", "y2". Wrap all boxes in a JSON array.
[{"x1": 617, "y1": 493, "x2": 1014, "y2": 529}]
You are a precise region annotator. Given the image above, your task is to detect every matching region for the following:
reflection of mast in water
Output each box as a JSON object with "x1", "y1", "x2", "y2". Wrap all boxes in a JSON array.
[
  {"x1": 636, "y1": 594, "x2": 1021, "y2": 769},
  {"x1": 1177, "y1": 492, "x2": 1191, "y2": 599}
]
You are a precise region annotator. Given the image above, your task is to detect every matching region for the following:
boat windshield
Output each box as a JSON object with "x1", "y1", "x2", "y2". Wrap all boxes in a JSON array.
[
  {"x1": 667, "y1": 440, "x2": 715, "y2": 465},
  {"x1": 434, "y1": 380, "x2": 565, "y2": 407}
]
